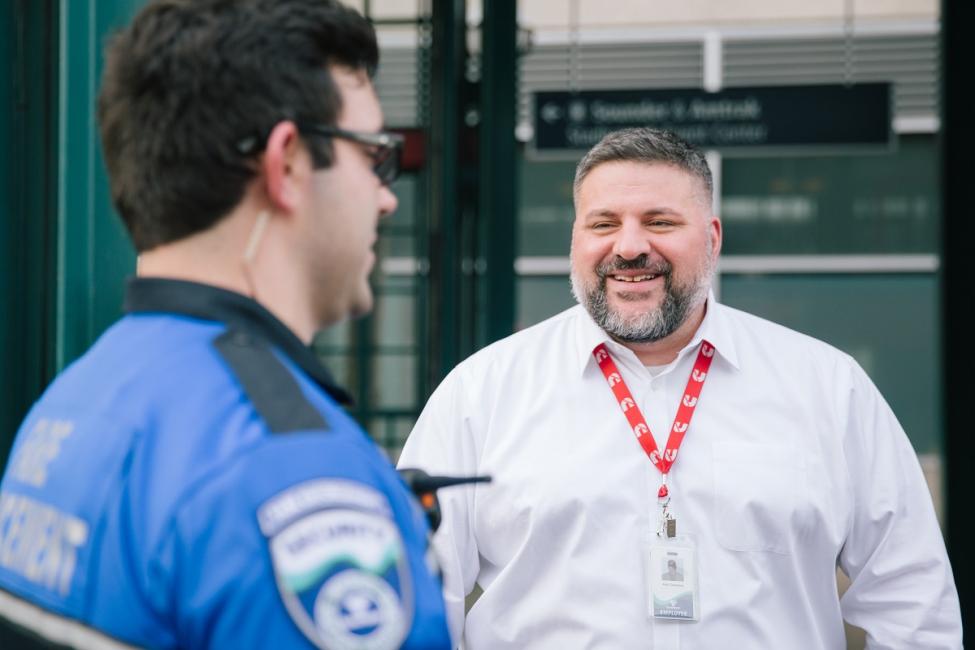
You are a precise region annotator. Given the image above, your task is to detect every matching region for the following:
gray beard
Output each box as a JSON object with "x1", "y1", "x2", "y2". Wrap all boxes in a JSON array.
[{"x1": 571, "y1": 256, "x2": 709, "y2": 344}]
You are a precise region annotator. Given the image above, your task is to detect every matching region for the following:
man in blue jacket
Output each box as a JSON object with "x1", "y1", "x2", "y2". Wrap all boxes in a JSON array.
[{"x1": 0, "y1": 1, "x2": 451, "y2": 648}]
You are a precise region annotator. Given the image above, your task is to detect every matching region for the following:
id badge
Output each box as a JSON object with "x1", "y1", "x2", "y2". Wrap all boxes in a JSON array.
[{"x1": 648, "y1": 535, "x2": 699, "y2": 620}]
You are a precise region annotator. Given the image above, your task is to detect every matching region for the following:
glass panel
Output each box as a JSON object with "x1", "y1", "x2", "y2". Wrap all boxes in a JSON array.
[
  {"x1": 373, "y1": 273, "x2": 416, "y2": 293},
  {"x1": 515, "y1": 275, "x2": 576, "y2": 331},
  {"x1": 368, "y1": 1, "x2": 421, "y2": 20},
  {"x1": 387, "y1": 175, "x2": 416, "y2": 228},
  {"x1": 378, "y1": 233, "x2": 416, "y2": 259},
  {"x1": 371, "y1": 353, "x2": 417, "y2": 409},
  {"x1": 370, "y1": 416, "x2": 418, "y2": 463},
  {"x1": 518, "y1": 159, "x2": 576, "y2": 256},
  {"x1": 720, "y1": 273, "x2": 940, "y2": 454},
  {"x1": 381, "y1": 175, "x2": 417, "y2": 256},
  {"x1": 313, "y1": 320, "x2": 353, "y2": 351},
  {"x1": 317, "y1": 353, "x2": 354, "y2": 391},
  {"x1": 359, "y1": 418, "x2": 384, "y2": 451},
  {"x1": 373, "y1": 292, "x2": 416, "y2": 347},
  {"x1": 721, "y1": 135, "x2": 939, "y2": 254}
]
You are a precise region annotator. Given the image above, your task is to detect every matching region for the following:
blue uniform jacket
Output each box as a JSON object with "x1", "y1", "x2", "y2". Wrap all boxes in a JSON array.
[{"x1": 0, "y1": 278, "x2": 451, "y2": 649}]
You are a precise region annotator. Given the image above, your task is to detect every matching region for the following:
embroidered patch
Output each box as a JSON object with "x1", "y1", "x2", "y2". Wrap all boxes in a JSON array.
[{"x1": 258, "y1": 479, "x2": 412, "y2": 650}]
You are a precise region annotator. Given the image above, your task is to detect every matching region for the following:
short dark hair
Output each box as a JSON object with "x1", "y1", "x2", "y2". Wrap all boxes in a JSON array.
[
  {"x1": 97, "y1": 0, "x2": 378, "y2": 252},
  {"x1": 573, "y1": 128, "x2": 713, "y2": 207}
]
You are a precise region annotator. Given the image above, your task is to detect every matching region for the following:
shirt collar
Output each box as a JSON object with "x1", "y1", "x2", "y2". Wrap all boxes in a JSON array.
[
  {"x1": 684, "y1": 292, "x2": 741, "y2": 371},
  {"x1": 574, "y1": 291, "x2": 741, "y2": 376},
  {"x1": 124, "y1": 277, "x2": 354, "y2": 405}
]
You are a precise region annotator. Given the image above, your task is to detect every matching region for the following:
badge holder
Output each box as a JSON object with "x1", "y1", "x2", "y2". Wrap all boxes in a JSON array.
[{"x1": 647, "y1": 484, "x2": 700, "y2": 621}]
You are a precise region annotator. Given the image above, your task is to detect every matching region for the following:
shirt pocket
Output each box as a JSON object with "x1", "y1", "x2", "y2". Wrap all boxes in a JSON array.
[{"x1": 711, "y1": 442, "x2": 807, "y2": 555}]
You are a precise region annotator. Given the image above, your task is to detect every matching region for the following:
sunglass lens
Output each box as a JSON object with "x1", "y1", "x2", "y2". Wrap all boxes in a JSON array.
[{"x1": 374, "y1": 145, "x2": 401, "y2": 186}]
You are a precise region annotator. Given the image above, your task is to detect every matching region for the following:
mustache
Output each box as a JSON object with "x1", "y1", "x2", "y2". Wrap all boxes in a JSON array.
[{"x1": 596, "y1": 254, "x2": 671, "y2": 280}]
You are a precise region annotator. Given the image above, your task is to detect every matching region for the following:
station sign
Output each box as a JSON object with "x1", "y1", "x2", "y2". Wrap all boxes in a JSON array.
[{"x1": 532, "y1": 83, "x2": 892, "y2": 155}]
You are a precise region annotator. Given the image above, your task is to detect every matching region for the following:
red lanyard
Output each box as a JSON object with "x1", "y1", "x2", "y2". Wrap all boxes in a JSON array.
[{"x1": 593, "y1": 340, "x2": 715, "y2": 498}]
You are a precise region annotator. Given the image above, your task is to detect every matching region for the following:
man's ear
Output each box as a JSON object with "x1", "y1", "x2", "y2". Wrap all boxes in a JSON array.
[
  {"x1": 261, "y1": 121, "x2": 305, "y2": 214},
  {"x1": 709, "y1": 215, "x2": 723, "y2": 258}
]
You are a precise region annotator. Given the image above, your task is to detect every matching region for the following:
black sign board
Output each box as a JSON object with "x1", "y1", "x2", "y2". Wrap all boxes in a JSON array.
[{"x1": 532, "y1": 83, "x2": 891, "y2": 154}]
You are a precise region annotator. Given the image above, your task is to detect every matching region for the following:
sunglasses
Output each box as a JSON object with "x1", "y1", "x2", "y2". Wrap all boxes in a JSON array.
[{"x1": 297, "y1": 123, "x2": 404, "y2": 186}]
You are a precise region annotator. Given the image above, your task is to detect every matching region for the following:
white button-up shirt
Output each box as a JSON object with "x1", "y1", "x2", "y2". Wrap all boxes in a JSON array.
[{"x1": 398, "y1": 299, "x2": 962, "y2": 649}]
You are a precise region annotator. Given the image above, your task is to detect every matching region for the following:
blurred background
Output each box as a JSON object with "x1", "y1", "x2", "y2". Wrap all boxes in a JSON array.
[{"x1": 1, "y1": 1, "x2": 970, "y2": 645}]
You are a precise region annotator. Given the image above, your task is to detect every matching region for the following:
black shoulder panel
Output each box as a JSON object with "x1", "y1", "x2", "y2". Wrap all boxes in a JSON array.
[{"x1": 213, "y1": 329, "x2": 329, "y2": 434}]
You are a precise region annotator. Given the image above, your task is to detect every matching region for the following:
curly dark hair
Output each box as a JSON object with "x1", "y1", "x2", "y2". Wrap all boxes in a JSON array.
[{"x1": 97, "y1": 0, "x2": 378, "y2": 252}]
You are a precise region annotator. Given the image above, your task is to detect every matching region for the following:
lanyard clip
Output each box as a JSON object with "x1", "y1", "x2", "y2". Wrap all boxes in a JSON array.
[
  {"x1": 657, "y1": 473, "x2": 669, "y2": 501},
  {"x1": 656, "y1": 475, "x2": 676, "y2": 538}
]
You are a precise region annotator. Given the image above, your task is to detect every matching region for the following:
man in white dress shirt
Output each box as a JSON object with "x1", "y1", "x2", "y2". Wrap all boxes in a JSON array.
[{"x1": 398, "y1": 128, "x2": 962, "y2": 649}]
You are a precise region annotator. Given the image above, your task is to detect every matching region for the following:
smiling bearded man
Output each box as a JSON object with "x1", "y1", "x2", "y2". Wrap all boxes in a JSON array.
[
  {"x1": 398, "y1": 127, "x2": 961, "y2": 649},
  {"x1": 569, "y1": 132, "x2": 717, "y2": 348}
]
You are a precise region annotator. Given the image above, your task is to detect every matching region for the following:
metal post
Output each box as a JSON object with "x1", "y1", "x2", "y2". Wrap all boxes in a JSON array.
[
  {"x1": 56, "y1": 0, "x2": 137, "y2": 370},
  {"x1": 477, "y1": 0, "x2": 517, "y2": 346},
  {"x1": 703, "y1": 31, "x2": 723, "y2": 300},
  {"x1": 942, "y1": 0, "x2": 974, "y2": 632},
  {"x1": 0, "y1": 0, "x2": 59, "y2": 465},
  {"x1": 426, "y1": 0, "x2": 466, "y2": 386}
]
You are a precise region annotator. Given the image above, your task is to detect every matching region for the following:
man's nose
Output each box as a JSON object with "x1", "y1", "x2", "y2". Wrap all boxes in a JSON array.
[{"x1": 612, "y1": 221, "x2": 653, "y2": 260}]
